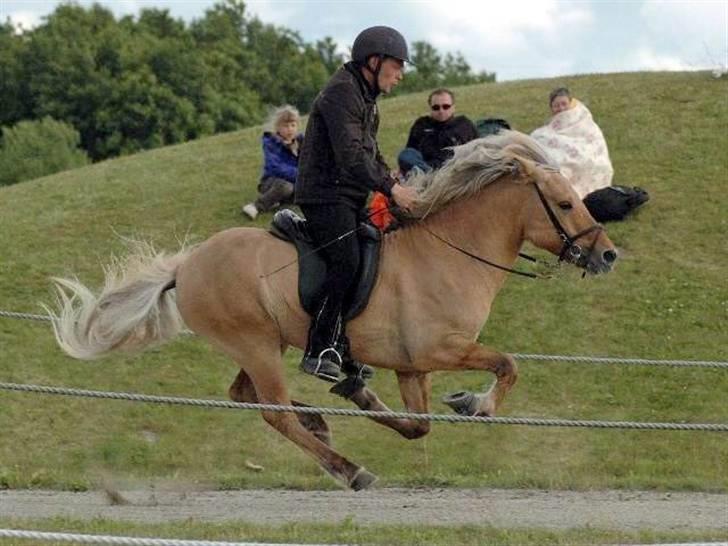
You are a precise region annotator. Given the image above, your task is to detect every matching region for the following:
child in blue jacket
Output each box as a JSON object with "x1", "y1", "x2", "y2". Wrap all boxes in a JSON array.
[{"x1": 242, "y1": 105, "x2": 303, "y2": 219}]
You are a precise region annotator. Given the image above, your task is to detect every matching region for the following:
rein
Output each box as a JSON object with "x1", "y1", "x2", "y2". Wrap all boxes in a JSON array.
[
  {"x1": 258, "y1": 180, "x2": 603, "y2": 281},
  {"x1": 425, "y1": 182, "x2": 603, "y2": 279},
  {"x1": 422, "y1": 224, "x2": 539, "y2": 279}
]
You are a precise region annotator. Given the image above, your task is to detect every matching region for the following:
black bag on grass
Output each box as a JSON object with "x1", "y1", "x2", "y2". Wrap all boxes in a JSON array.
[
  {"x1": 583, "y1": 185, "x2": 650, "y2": 222},
  {"x1": 476, "y1": 118, "x2": 511, "y2": 137}
]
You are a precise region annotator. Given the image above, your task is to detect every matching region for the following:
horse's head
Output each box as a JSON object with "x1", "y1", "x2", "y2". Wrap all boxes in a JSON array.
[{"x1": 514, "y1": 158, "x2": 618, "y2": 275}]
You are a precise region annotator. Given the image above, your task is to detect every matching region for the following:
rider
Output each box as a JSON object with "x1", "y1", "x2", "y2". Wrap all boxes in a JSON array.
[{"x1": 295, "y1": 26, "x2": 418, "y2": 382}]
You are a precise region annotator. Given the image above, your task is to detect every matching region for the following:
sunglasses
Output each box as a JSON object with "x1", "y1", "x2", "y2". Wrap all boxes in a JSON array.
[{"x1": 431, "y1": 104, "x2": 452, "y2": 111}]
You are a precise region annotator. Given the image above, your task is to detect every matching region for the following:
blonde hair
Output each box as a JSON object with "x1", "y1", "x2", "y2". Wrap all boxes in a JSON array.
[{"x1": 265, "y1": 104, "x2": 300, "y2": 133}]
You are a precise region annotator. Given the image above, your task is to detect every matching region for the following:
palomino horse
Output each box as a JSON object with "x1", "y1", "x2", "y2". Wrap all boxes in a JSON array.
[{"x1": 48, "y1": 132, "x2": 617, "y2": 490}]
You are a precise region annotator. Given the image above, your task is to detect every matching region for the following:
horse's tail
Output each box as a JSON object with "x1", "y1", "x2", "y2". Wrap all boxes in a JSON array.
[{"x1": 45, "y1": 241, "x2": 194, "y2": 360}]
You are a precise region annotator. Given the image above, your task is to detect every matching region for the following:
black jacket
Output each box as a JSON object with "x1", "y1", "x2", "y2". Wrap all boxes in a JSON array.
[
  {"x1": 405, "y1": 115, "x2": 479, "y2": 168},
  {"x1": 295, "y1": 62, "x2": 394, "y2": 209}
]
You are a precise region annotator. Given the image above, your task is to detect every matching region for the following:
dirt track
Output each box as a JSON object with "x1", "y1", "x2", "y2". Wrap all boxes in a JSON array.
[{"x1": 1, "y1": 488, "x2": 727, "y2": 530}]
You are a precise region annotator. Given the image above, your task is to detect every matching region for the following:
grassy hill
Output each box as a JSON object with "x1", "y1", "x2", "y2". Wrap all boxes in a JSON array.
[{"x1": 0, "y1": 71, "x2": 726, "y2": 494}]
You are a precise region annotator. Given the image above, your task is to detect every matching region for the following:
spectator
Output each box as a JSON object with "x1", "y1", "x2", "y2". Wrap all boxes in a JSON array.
[
  {"x1": 242, "y1": 105, "x2": 303, "y2": 220},
  {"x1": 530, "y1": 87, "x2": 613, "y2": 200},
  {"x1": 398, "y1": 88, "x2": 479, "y2": 175},
  {"x1": 530, "y1": 87, "x2": 648, "y2": 222}
]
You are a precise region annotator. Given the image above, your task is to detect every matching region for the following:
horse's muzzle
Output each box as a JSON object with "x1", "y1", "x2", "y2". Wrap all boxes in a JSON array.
[{"x1": 583, "y1": 247, "x2": 618, "y2": 275}]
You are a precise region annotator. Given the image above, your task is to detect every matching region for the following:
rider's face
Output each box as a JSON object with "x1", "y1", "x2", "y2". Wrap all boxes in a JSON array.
[{"x1": 376, "y1": 57, "x2": 405, "y2": 94}]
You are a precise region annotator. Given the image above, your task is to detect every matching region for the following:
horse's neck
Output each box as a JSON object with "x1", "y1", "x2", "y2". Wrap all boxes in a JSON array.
[
  {"x1": 383, "y1": 181, "x2": 525, "y2": 299},
  {"x1": 417, "y1": 180, "x2": 524, "y2": 268}
]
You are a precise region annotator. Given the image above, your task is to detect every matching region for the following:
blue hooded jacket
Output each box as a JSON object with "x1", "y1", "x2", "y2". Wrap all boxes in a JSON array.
[{"x1": 262, "y1": 132, "x2": 303, "y2": 183}]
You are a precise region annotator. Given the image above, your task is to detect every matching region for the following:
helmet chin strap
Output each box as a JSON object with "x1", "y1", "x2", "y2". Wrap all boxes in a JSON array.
[{"x1": 363, "y1": 55, "x2": 383, "y2": 96}]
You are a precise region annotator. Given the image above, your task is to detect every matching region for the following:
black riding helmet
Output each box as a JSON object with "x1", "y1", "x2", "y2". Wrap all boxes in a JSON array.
[
  {"x1": 352, "y1": 26, "x2": 411, "y2": 64},
  {"x1": 351, "y1": 26, "x2": 410, "y2": 95}
]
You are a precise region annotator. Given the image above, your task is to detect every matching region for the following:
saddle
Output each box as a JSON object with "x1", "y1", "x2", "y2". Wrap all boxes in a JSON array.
[{"x1": 269, "y1": 209, "x2": 382, "y2": 321}]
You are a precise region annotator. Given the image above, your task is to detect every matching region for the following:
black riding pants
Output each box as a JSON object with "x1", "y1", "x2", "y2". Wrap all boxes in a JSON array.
[{"x1": 300, "y1": 202, "x2": 361, "y2": 355}]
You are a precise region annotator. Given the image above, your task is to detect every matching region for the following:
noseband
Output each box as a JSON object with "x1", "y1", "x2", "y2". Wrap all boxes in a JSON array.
[{"x1": 532, "y1": 182, "x2": 603, "y2": 266}]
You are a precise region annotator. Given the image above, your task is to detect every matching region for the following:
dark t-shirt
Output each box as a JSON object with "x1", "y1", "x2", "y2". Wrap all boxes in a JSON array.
[{"x1": 405, "y1": 115, "x2": 479, "y2": 168}]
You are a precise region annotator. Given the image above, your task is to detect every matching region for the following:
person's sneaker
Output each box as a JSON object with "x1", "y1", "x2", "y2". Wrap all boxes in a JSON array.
[
  {"x1": 241, "y1": 203, "x2": 259, "y2": 220},
  {"x1": 299, "y1": 348, "x2": 342, "y2": 383}
]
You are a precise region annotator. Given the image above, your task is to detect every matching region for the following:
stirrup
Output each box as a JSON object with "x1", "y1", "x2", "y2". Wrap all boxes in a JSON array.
[{"x1": 299, "y1": 348, "x2": 342, "y2": 383}]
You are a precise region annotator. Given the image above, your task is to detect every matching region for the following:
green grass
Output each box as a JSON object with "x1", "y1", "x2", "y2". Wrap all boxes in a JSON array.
[
  {"x1": 0, "y1": 518, "x2": 726, "y2": 546},
  {"x1": 0, "y1": 71, "x2": 726, "y2": 495}
]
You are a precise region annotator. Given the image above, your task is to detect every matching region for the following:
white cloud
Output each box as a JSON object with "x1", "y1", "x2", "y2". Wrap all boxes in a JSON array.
[
  {"x1": 639, "y1": 0, "x2": 727, "y2": 68},
  {"x1": 405, "y1": 0, "x2": 594, "y2": 79},
  {"x1": 421, "y1": 0, "x2": 594, "y2": 48},
  {"x1": 246, "y1": 0, "x2": 299, "y2": 26},
  {"x1": 7, "y1": 10, "x2": 42, "y2": 33},
  {"x1": 632, "y1": 47, "x2": 700, "y2": 71}
]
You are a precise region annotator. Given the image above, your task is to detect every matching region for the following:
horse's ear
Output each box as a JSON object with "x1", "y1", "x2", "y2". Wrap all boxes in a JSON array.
[{"x1": 512, "y1": 157, "x2": 537, "y2": 183}]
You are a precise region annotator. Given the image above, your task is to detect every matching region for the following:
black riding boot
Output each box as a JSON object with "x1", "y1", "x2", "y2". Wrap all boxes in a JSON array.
[{"x1": 299, "y1": 297, "x2": 344, "y2": 382}]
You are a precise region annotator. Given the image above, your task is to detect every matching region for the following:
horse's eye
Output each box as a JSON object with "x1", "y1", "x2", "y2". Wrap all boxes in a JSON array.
[{"x1": 558, "y1": 201, "x2": 573, "y2": 210}]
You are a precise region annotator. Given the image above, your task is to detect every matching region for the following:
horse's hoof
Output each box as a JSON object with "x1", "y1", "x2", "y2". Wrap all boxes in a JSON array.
[
  {"x1": 349, "y1": 468, "x2": 378, "y2": 491},
  {"x1": 329, "y1": 375, "x2": 366, "y2": 399},
  {"x1": 442, "y1": 390, "x2": 477, "y2": 416}
]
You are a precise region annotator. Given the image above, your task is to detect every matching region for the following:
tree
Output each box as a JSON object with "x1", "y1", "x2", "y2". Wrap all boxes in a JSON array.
[
  {"x1": 0, "y1": 22, "x2": 31, "y2": 127},
  {"x1": 392, "y1": 40, "x2": 496, "y2": 96},
  {"x1": 316, "y1": 36, "x2": 345, "y2": 74},
  {"x1": 2, "y1": 2, "x2": 493, "y2": 162},
  {"x1": 0, "y1": 117, "x2": 89, "y2": 186}
]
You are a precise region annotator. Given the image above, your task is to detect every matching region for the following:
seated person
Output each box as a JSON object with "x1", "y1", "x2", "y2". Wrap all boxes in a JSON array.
[
  {"x1": 531, "y1": 87, "x2": 648, "y2": 221},
  {"x1": 398, "y1": 88, "x2": 479, "y2": 175},
  {"x1": 530, "y1": 87, "x2": 614, "y2": 200},
  {"x1": 242, "y1": 105, "x2": 303, "y2": 220},
  {"x1": 370, "y1": 89, "x2": 478, "y2": 231}
]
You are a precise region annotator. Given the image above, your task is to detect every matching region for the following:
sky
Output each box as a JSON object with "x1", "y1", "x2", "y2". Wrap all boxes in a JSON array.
[{"x1": 2, "y1": 0, "x2": 727, "y2": 81}]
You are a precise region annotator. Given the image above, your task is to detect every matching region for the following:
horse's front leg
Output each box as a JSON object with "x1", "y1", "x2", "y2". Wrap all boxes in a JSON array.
[
  {"x1": 433, "y1": 340, "x2": 518, "y2": 417},
  {"x1": 333, "y1": 371, "x2": 432, "y2": 440}
]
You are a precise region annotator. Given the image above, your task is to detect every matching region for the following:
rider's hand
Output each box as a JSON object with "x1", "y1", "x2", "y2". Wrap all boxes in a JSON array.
[
  {"x1": 390, "y1": 183, "x2": 417, "y2": 212},
  {"x1": 390, "y1": 169, "x2": 404, "y2": 183}
]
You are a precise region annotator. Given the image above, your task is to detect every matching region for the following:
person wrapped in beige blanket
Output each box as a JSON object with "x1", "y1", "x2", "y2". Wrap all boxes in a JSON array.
[{"x1": 530, "y1": 87, "x2": 614, "y2": 199}]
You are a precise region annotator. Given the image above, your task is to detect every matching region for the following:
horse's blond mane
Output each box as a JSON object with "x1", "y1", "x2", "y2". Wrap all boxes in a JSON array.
[{"x1": 406, "y1": 130, "x2": 557, "y2": 218}]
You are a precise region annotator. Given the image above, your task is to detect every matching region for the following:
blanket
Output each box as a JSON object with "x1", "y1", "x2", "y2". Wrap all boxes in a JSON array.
[{"x1": 530, "y1": 99, "x2": 613, "y2": 199}]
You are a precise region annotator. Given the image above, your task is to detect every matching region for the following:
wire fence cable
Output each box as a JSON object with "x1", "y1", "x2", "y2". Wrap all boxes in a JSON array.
[
  {"x1": 0, "y1": 382, "x2": 726, "y2": 432},
  {"x1": 0, "y1": 529, "x2": 342, "y2": 546},
  {"x1": 2, "y1": 308, "x2": 726, "y2": 369}
]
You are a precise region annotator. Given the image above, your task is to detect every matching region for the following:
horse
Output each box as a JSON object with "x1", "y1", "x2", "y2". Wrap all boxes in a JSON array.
[{"x1": 47, "y1": 131, "x2": 618, "y2": 490}]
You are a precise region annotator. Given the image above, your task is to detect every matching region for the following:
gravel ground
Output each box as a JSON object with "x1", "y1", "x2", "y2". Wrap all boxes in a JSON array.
[{"x1": 1, "y1": 488, "x2": 727, "y2": 531}]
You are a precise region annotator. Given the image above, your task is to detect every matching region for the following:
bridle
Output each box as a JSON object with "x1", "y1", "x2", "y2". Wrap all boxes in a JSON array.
[
  {"x1": 425, "y1": 181, "x2": 604, "y2": 278},
  {"x1": 532, "y1": 182, "x2": 603, "y2": 267}
]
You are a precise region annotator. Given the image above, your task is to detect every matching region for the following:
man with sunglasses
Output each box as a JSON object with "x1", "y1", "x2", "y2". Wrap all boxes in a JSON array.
[{"x1": 398, "y1": 88, "x2": 479, "y2": 174}]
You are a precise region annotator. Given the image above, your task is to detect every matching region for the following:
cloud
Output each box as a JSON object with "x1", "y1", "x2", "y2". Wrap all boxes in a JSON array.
[
  {"x1": 7, "y1": 10, "x2": 42, "y2": 32},
  {"x1": 639, "y1": 0, "x2": 727, "y2": 68},
  {"x1": 631, "y1": 47, "x2": 700, "y2": 71},
  {"x1": 411, "y1": 0, "x2": 595, "y2": 80}
]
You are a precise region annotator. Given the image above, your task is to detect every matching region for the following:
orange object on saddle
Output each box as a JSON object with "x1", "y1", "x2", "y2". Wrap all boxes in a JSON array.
[{"x1": 368, "y1": 192, "x2": 395, "y2": 230}]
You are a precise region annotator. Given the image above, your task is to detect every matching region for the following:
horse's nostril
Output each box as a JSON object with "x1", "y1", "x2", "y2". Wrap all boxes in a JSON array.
[{"x1": 602, "y1": 249, "x2": 618, "y2": 263}]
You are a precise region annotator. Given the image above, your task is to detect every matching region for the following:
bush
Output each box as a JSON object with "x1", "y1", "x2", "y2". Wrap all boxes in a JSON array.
[{"x1": 0, "y1": 116, "x2": 89, "y2": 186}]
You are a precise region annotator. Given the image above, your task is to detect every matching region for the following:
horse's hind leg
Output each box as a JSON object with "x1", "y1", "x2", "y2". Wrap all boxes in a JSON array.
[
  {"x1": 229, "y1": 369, "x2": 331, "y2": 446},
  {"x1": 335, "y1": 371, "x2": 432, "y2": 440},
  {"x1": 223, "y1": 341, "x2": 375, "y2": 490}
]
